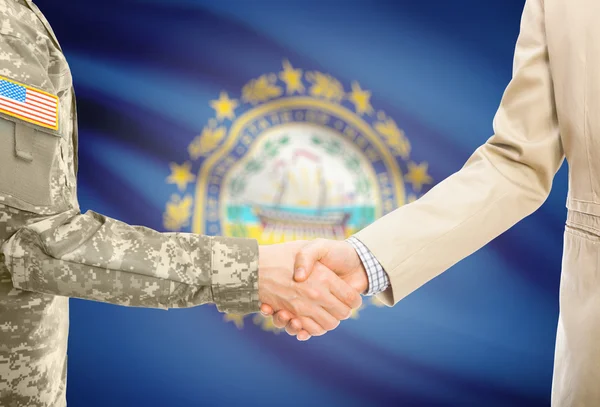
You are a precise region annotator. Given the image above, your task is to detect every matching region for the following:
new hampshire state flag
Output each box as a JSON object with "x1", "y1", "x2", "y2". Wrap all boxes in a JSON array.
[{"x1": 36, "y1": 0, "x2": 565, "y2": 405}]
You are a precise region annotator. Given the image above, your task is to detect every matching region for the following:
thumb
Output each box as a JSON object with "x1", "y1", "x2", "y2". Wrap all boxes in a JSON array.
[
  {"x1": 294, "y1": 239, "x2": 330, "y2": 282},
  {"x1": 347, "y1": 272, "x2": 368, "y2": 294}
]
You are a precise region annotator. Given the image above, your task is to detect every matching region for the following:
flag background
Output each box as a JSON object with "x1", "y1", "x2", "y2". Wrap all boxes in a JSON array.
[{"x1": 33, "y1": 0, "x2": 566, "y2": 405}]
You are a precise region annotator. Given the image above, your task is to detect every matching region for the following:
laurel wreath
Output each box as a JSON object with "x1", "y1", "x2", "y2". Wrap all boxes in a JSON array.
[{"x1": 309, "y1": 134, "x2": 371, "y2": 198}]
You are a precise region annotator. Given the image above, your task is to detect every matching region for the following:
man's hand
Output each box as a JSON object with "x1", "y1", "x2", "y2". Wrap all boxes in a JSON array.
[
  {"x1": 295, "y1": 239, "x2": 368, "y2": 292},
  {"x1": 260, "y1": 238, "x2": 368, "y2": 340},
  {"x1": 258, "y1": 241, "x2": 362, "y2": 337}
]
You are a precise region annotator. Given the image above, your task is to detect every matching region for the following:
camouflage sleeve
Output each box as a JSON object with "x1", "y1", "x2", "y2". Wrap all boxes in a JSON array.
[
  {"x1": 1, "y1": 209, "x2": 259, "y2": 314},
  {"x1": 0, "y1": 0, "x2": 259, "y2": 315}
]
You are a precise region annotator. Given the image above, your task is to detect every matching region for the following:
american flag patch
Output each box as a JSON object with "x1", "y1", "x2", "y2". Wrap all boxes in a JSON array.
[{"x1": 0, "y1": 76, "x2": 59, "y2": 130}]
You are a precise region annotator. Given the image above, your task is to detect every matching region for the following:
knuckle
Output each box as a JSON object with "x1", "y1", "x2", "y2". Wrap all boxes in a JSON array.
[
  {"x1": 300, "y1": 244, "x2": 315, "y2": 256},
  {"x1": 290, "y1": 299, "x2": 305, "y2": 316},
  {"x1": 277, "y1": 319, "x2": 290, "y2": 329},
  {"x1": 338, "y1": 307, "x2": 351, "y2": 320},
  {"x1": 306, "y1": 288, "x2": 320, "y2": 301},
  {"x1": 289, "y1": 297, "x2": 301, "y2": 311},
  {"x1": 303, "y1": 321, "x2": 321, "y2": 336},
  {"x1": 306, "y1": 327, "x2": 319, "y2": 336},
  {"x1": 316, "y1": 271, "x2": 329, "y2": 283},
  {"x1": 345, "y1": 291, "x2": 358, "y2": 305},
  {"x1": 356, "y1": 294, "x2": 363, "y2": 307}
]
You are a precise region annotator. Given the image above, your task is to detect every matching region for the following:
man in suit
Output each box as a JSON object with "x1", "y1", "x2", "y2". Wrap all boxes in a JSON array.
[{"x1": 263, "y1": 0, "x2": 599, "y2": 404}]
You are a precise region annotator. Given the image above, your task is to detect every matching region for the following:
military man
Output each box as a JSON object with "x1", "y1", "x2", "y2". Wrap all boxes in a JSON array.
[{"x1": 0, "y1": 1, "x2": 364, "y2": 405}]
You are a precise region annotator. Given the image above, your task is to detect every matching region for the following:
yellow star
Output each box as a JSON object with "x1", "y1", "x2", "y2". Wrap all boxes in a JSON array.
[
  {"x1": 407, "y1": 194, "x2": 418, "y2": 203},
  {"x1": 252, "y1": 314, "x2": 283, "y2": 334},
  {"x1": 163, "y1": 194, "x2": 193, "y2": 231},
  {"x1": 166, "y1": 161, "x2": 196, "y2": 191},
  {"x1": 224, "y1": 314, "x2": 245, "y2": 329},
  {"x1": 210, "y1": 91, "x2": 238, "y2": 121},
  {"x1": 370, "y1": 296, "x2": 387, "y2": 307},
  {"x1": 405, "y1": 161, "x2": 433, "y2": 192},
  {"x1": 348, "y1": 81, "x2": 373, "y2": 116},
  {"x1": 350, "y1": 304, "x2": 365, "y2": 319},
  {"x1": 279, "y1": 59, "x2": 304, "y2": 94}
]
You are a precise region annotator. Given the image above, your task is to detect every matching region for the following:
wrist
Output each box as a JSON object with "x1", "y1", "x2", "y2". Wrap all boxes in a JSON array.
[
  {"x1": 257, "y1": 245, "x2": 269, "y2": 304},
  {"x1": 342, "y1": 240, "x2": 369, "y2": 294},
  {"x1": 355, "y1": 263, "x2": 369, "y2": 294},
  {"x1": 344, "y1": 238, "x2": 371, "y2": 294},
  {"x1": 258, "y1": 241, "x2": 308, "y2": 303}
]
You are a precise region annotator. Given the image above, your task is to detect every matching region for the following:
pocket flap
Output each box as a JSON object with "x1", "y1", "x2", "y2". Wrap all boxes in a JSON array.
[{"x1": 15, "y1": 122, "x2": 35, "y2": 162}]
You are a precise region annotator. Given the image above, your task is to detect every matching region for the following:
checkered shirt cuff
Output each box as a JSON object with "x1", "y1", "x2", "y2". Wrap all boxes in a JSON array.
[{"x1": 346, "y1": 236, "x2": 390, "y2": 296}]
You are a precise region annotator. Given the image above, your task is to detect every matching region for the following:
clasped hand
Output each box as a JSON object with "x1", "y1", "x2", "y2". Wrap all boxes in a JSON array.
[{"x1": 258, "y1": 239, "x2": 368, "y2": 341}]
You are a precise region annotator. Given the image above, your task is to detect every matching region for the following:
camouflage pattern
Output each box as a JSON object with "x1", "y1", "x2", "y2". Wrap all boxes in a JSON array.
[{"x1": 0, "y1": 1, "x2": 259, "y2": 405}]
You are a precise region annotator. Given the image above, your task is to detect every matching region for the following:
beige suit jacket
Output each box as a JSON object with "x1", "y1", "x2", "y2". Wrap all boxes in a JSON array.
[{"x1": 356, "y1": 0, "x2": 600, "y2": 405}]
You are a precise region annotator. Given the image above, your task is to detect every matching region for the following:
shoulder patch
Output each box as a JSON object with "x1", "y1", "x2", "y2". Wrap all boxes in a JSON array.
[{"x1": 0, "y1": 76, "x2": 59, "y2": 131}]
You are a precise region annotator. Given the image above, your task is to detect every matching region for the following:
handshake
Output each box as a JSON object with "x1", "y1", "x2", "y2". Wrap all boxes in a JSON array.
[{"x1": 257, "y1": 238, "x2": 370, "y2": 341}]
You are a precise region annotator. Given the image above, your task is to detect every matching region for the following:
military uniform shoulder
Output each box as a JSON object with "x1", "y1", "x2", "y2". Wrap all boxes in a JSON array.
[
  {"x1": 0, "y1": 1, "x2": 51, "y2": 47},
  {"x1": 0, "y1": 1, "x2": 60, "y2": 94}
]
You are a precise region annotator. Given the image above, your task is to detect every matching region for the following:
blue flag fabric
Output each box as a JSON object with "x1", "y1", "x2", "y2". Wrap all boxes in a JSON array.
[{"x1": 33, "y1": 0, "x2": 567, "y2": 406}]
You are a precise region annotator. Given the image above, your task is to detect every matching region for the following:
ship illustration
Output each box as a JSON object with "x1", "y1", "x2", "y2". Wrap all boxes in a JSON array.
[{"x1": 251, "y1": 149, "x2": 351, "y2": 239}]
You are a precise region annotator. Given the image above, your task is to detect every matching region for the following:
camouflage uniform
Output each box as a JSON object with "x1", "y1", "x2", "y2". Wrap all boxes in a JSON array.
[{"x1": 0, "y1": 1, "x2": 259, "y2": 405}]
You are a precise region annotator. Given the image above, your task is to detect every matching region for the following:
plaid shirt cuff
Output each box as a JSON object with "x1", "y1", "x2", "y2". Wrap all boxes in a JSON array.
[{"x1": 346, "y1": 236, "x2": 390, "y2": 296}]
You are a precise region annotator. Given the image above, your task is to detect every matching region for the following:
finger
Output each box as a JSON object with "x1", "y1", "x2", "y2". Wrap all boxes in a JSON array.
[
  {"x1": 319, "y1": 292, "x2": 352, "y2": 321},
  {"x1": 310, "y1": 263, "x2": 358, "y2": 318},
  {"x1": 328, "y1": 273, "x2": 362, "y2": 310},
  {"x1": 297, "y1": 316, "x2": 327, "y2": 337},
  {"x1": 285, "y1": 318, "x2": 303, "y2": 336},
  {"x1": 272, "y1": 310, "x2": 294, "y2": 328},
  {"x1": 294, "y1": 239, "x2": 330, "y2": 282},
  {"x1": 297, "y1": 330, "x2": 312, "y2": 341},
  {"x1": 260, "y1": 303, "x2": 274, "y2": 316},
  {"x1": 308, "y1": 305, "x2": 340, "y2": 332}
]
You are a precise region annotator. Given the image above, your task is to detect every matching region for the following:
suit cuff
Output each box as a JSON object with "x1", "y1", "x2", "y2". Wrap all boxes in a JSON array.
[{"x1": 346, "y1": 236, "x2": 390, "y2": 296}]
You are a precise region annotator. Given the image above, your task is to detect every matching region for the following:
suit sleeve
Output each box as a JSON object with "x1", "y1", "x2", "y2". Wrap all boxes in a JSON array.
[{"x1": 354, "y1": 0, "x2": 564, "y2": 306}]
